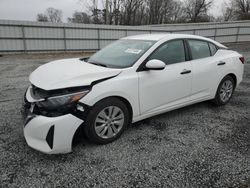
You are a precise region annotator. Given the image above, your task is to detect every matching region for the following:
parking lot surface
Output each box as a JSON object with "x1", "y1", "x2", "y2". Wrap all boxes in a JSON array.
[{"x1": 0, "y1": 46, "x2": 250, "y2": 188}]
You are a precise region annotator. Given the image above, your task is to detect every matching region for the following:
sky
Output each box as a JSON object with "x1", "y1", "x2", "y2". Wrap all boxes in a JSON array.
[{"x1": 0, "y1": 0, "x2": 228, "y2": 22}]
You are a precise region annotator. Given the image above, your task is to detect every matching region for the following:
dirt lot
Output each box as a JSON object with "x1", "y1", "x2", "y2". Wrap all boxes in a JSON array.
[{"x1": 0, "y1": 46, "x2": 250, "y2": 188}]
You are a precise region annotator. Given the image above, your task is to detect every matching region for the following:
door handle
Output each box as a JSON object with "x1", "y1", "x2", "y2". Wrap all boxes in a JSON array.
[
  {"x1": 180, "y1": 69, "x2": 191, "y2": 75},
  {"x1": 217, "y1": 61, "x2": 226, "y2": 66}
]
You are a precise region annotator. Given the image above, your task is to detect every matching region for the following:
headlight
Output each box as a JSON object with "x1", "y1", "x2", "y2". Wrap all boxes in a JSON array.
[{"x1": 36, "y1": 90, "x2": 89, "y2": 110}]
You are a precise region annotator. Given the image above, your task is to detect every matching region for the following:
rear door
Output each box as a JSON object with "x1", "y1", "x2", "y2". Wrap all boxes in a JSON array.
[
  {"x1": 138, "y1": 39, "x2": 192, "y2": 115},
  {"x1": 187, "y1": 39, "x2": 220, "y2": 100}
]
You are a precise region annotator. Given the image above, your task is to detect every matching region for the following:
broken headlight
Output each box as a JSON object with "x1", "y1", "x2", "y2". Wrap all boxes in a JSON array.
[{"x1": 36, "y1": 91, "x2": 89, "y2": 110}]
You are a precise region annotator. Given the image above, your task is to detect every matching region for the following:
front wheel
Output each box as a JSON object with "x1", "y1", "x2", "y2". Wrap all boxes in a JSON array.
[
  {"x1": 83, "y1": 98, "x2": 129, "y2": 144},
  {"x1": 213, "y1": 75, "x2": 235, "y2": 106}
]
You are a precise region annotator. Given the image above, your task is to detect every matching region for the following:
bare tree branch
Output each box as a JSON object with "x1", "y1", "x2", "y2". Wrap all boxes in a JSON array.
[
  {"x1": 37, "y1": 7, "x2": 63, "y2": 23},
  {"x1": 184, "y1": 0, "x2": 213, "y2": 22}
]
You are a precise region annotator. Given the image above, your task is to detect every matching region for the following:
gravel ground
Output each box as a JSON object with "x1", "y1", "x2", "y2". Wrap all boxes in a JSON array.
[{"x1": 0, "y1": 46, "x2": 250, "y2": 188}]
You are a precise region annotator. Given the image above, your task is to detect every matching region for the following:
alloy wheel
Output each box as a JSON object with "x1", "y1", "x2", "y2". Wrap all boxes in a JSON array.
[
  {"x1": 94, "y1": 106, "x2": 125, "y2": 139},
  {"x1": 219, "y1": 80, "x2": 233, "y2": 103}
]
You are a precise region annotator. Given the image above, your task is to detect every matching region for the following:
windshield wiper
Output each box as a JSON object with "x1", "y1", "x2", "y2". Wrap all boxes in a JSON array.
[{"x1": 87, "y1": 61, "x2": 107, "y2": 67}]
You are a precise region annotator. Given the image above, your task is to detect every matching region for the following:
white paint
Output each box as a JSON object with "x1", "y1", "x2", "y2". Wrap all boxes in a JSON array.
[
  {"x1": 29, "y1": 58, "x2": 121, "y2": 90},
  {"x1": 24, "y1": 34, "x2": 244, "y2": 154}
]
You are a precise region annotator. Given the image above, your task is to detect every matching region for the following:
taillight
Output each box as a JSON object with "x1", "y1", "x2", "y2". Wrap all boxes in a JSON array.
[{"x1": 239, "y1": 56, "x2": 245, "y2": 64}]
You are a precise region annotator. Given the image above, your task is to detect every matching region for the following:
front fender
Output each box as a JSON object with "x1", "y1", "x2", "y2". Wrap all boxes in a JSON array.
[{"x1": 79, "y1": 73, "x2": 140, "y2": 120}]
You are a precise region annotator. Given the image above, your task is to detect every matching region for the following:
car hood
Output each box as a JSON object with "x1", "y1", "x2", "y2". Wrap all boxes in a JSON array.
[{"x1": 29, "y1": 58, "x2": 121, "y2": 90}]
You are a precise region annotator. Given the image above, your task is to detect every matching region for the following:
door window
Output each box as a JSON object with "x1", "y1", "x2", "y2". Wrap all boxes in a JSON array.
[
  {"x1": 188, "y1": 40, "x2": 211, "y2": 60},
  {"x1": 148, "y1": 40, "x2": 186, "y2": 65},
  {"x1": 209, "y1": 43, "x2": 218, "y2": 56}
]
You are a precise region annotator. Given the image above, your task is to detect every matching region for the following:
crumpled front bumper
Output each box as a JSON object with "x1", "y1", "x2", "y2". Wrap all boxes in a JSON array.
[
  {"x1": 22, "y1": 86, "x2": 84, "y2": 154},
  {"x1": 23, "y1": 113, "x2": 83, "y2": 154}
]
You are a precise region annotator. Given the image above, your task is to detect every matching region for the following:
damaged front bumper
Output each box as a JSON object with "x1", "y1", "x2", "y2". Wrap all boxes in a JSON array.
[
  {"x1": 22, "y1": 86, "x2": 86, "y2": 154},
  {"x1": 23, "y1": 114, "x2": 83, "y2": 154}
]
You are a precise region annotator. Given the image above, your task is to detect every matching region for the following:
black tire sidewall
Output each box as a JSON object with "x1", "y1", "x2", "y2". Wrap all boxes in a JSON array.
[{"x1": 84, "y1": 98, "x2": 129, "y2": 144}]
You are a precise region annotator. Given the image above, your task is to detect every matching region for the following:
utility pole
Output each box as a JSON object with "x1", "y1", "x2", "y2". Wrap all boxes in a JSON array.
[{"x1": 106, "y1": 0, "x2": 109, "y2": 24}]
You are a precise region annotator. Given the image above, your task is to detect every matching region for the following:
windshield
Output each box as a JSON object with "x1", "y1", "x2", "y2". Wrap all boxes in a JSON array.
[{"x1": 88, "y1": 39, "x2": 155, "y2": 68}]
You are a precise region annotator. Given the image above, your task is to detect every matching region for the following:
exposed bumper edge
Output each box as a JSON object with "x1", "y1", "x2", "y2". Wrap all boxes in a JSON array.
[{"x1": 24, "y1": 114, "x2": 83, "y2": 154}]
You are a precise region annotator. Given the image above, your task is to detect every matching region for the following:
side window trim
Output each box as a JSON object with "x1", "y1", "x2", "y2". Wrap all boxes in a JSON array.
[
  {"x1": 136, "y1": 38, "x2": 221, "y2": 72},
  {"x1": 184, "y1": 39, "x2": 192, "y2": 61},
  {"x1": 208, "y1": 42, "x2": 212, "y2": 56},
  {"x1": 208, "y1": 42, "x2": 218, "y2": 56}
]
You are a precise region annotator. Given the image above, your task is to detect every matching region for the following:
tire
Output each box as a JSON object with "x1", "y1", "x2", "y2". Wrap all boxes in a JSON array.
[
  {"x1": 213, "y1": 75, "x2": 235, "y2": 106},
  {"x1": 83, "y1": 97, "x2": 129, "y2": 144}
]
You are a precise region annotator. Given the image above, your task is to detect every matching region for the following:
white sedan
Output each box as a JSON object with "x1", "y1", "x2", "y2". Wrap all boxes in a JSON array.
[{"x1": 23, "y1": 34, "x2": 244, "y2": 154}]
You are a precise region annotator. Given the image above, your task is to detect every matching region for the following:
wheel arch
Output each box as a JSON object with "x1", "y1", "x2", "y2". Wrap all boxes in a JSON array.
[
  {"x1": 113, "y1": 96, "x2": 133, "y2": 124},
  {"x1": 93, "y1": 96, "x2": 133, "y2": 124},
  {"x1": 72, "y1": 95, "x2": 134, "y2": 147},
  {"x1": 212, "y1": 73, "x2": 237, "y2": 106},
  {"x1": 227, "y1": 73, "x2": 237, "y2": 88}
]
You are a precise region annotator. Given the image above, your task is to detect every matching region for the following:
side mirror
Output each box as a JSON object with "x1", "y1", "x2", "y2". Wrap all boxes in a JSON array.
[{"x1": 145, "y1": 59, "x2": 166, "y2": 70}]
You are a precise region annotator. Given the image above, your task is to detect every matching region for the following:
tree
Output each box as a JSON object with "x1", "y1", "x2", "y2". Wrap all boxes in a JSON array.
[
  {"x1": 105, "y1": 0, "x2": 123, "y2": 25},
  {"x1": 84, "y1": 0, "x2": 104, "y2": 24},
  {"x1": 36, "y1": 14, "x2": 48, "y2": 22},
  {"x1": 121, "y1": 0, "x2": 144, "y2": 25},
  {"x1": 221, "y1": 1, "x2": 235, "y2": 21},
  {"x1": 183, "y1": 0, "x2": 213, "y2": 22},
  {"x1": 170, "y1": 1, "x2": 186, "y2": 23},
  {"x1": 221, "y1": 0, "x2": 250, "y2": 21},
  {"x1": 146, "y1": 0, "x2": 183, "y2": 24},
  {"x1": 37, "y1": 7, "x2": 63, "y2": 23},
  {"x1": 45, "y1": 7, "x2": 63, "y2": 23},
  {"x1": 68, "y1": 11, "x2": 91, "y2": 23},
  {"x1": 234, "y1": 0, "x2": 250, "y2": 20},
  {"x1": 91, "y1": 8, "x2": 103, "y2": 24},
  {"x1": 77, "y1": 0, "x2": 217, "y2": 25},
  {"x1": 235, "y1": 0, "x2": 250, "y2": 13}
]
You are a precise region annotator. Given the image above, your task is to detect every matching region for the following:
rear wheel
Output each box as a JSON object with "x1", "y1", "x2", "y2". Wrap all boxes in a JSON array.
[
  {"x1": 84, "y1": 98, "x2": 129, "y2": 144},
  {"x1": 213, "y1": 75, "x2": 235, "y2": 106}
]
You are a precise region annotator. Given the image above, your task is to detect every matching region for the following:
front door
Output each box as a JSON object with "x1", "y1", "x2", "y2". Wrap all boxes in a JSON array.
[{"x1": 138, "y1": 39, "x2": 192, "y2": 115}]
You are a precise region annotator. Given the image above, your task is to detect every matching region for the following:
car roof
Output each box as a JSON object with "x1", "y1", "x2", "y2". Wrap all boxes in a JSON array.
[{"x1": 123, "y1": 33, "x2": 227, "y2": 48}]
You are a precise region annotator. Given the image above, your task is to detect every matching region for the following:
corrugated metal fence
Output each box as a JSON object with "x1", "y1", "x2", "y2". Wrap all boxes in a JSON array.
[{"x1": 0, "y1": 19, "x2": 250, "y2": 54}]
